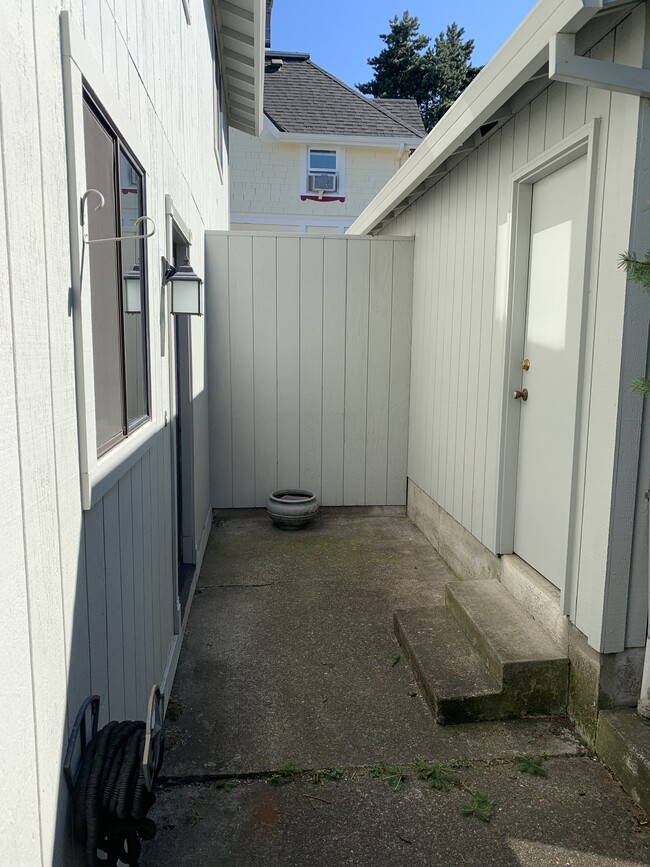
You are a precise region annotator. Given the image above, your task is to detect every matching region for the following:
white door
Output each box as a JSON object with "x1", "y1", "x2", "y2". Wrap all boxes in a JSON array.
[{"x1": 513, "y1": 155, "x2": 587, "y2": 593}]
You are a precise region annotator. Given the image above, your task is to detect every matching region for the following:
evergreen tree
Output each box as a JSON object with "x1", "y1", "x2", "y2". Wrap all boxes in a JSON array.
[
  {"x1": 357, "y1": 13, "x2": 480, "y2": 133},
  {"x1": 619, "y1": 252, "x2": 650, "y2": 395},
  {"x1": 421, "y1": 24, "x2": 481, "y2": 130},
  {"x1": 357, "y1": 11, "x2": 430, "y2": 106}
]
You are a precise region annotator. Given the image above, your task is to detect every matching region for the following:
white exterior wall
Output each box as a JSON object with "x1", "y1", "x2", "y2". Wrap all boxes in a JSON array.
[
  {"x1": 386, "y1": 7, "x2": 646, "y2": 654},
  {"x1": 0, "y1": 2, "x2": 230, "y2": 864},
  {"x1": 206, "y1": 233, "x2": 413, "y2": 507},
  {"x1": 229, "y1": 128, "x2": 406, "y2": 231}
]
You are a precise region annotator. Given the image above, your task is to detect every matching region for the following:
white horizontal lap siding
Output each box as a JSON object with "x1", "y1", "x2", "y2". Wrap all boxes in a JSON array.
[
  {"x1": 206, "y1": 233, "x2": 414, "y2": 507},
  {"x1": 378, "y1": 10, "x2": 644, "y2": 652}
]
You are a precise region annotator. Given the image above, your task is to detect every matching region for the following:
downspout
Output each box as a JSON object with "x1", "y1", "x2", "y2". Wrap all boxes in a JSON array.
[{"x1": 639, "y1": 487, "x2": 650, "y2": 718}]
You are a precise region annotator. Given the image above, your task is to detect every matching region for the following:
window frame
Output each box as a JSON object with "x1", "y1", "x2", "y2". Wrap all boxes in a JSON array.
[
  {"x1": 300, "y1": 145, "x2": 346, "y2": 198},
  {"x1": 83, "y1": 92, "x2": 151, "y2": 456},
  {"x1": 62, "y1": 11, "x2": 158, "y2": 510}
]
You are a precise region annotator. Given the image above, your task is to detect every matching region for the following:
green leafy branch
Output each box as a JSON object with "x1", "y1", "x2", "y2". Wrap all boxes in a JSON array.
[{"x1": 619, "y1": 251, "x2": 650, "y2": 396}]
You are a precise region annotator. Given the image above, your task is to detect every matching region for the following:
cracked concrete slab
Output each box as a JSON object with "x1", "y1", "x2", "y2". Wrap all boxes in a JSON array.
[{"x1": 146, "y1": 511, "x2": 650, "y2": 866}]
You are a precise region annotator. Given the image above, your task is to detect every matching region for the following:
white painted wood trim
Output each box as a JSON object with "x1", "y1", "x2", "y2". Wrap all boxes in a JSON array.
[
  {"x1": 550, "y1": 32, "x2": 650, "y2": 96},
  {"x1": 496, "y1": 119, "x2": 600, "y2": 616}
]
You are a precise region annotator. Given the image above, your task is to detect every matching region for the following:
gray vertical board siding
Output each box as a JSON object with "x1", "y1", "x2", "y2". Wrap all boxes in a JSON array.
[
  {"x1": 386, "y1": 11, "x2": 645, "y2": 652},
  {"x1": 206, "y1": 233, "x2": 414, "y2": 507}
]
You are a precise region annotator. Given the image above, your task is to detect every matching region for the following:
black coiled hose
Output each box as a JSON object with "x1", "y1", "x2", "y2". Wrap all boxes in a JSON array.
[{"x1": 73, "y1": 720, "x2": 160, "y2": 866}]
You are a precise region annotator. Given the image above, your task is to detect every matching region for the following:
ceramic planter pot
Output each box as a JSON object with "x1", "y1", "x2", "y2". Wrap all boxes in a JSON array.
[{"x1": 267, "y1": 489, "x2": 319, "y2": 530}]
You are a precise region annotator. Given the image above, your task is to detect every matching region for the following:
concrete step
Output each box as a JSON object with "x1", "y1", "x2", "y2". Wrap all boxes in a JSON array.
[
  {"x1": 394, "y1": 581, "x2": 569, "y2": 725},
  {"x1": 445, "y1": 580, "x2": 569, "y2": 716},
  {"x1": 394, "y1": 607, "x2": 502, "y2": 724}
]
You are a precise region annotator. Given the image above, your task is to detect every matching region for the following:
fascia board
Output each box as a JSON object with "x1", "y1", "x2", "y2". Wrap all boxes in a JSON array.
[
  {"x1": 272, "y1": 131, "x2": 424, "y2": 149},
  {"x1": 348, "y1": 0, "x2": 602, "y2": 235}
]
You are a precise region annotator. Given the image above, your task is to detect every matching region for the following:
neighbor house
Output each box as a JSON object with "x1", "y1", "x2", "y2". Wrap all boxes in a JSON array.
[
  {"x1": 229, "y1": 42, "x2": 425, "y2": 234},
  {"x1": 0, "y1": 2, "x2": 265, "y2": 864}
]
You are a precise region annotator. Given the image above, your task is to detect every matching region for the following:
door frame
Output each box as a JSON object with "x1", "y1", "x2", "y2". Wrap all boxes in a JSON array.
[
  {"x1": 165, "y1": 195, "x2": 195, "y2": 634},
  {"x1": 496, "y1": 119, "x2": 600, "y2": 615}
]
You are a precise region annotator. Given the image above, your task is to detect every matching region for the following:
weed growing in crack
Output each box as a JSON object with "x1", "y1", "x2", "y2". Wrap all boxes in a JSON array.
[
  {"x1": 461, "y1": 791, "x2": 495, "y2": 822},
  {"x1": 369, "y1": 764, "x2": 407, "y2": 791},
  {"x1": 414, "y1": 757, "x2": 459, "y2": 791},
  {"x1": 311, "y1": 767, "x2": 344, "y2": 785},
  {"x1": 516, "y1": 755, "x2": 548, "y2": 777},
  {"x1": 269, "y1": 762, "x2": 303, "y2": 785}
]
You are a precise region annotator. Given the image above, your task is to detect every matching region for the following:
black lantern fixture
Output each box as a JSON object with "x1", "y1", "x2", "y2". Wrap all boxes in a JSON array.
[
  {"x1": 123, "y1": 260, "x2": 142, "y2": 314},
  {"x1": 170, "y1": 256, "x2": 202, "y2": 316}
]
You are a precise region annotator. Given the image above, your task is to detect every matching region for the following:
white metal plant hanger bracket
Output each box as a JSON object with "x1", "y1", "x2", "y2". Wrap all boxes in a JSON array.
[{"x1": 79, "y1": 188, "x2": 156, "y2": 285}]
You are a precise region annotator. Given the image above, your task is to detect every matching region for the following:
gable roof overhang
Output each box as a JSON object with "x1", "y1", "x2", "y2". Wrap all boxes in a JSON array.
[
  {"x1": 348, "y1": 0, "x2": 639, "y2": 236},
  {"x1": 217, "y1": 0, "x2": 266, "y2": 136}
]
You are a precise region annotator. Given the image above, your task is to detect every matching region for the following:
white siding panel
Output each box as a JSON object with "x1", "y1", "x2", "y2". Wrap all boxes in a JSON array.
[{"x1": 207, "y1": 234, "x2": 414, "y2": 507}]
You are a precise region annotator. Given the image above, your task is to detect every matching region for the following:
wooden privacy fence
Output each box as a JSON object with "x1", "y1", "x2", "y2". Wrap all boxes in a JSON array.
[{"x1": 205, "y1": 232, "x2": 414, "y2": 507}]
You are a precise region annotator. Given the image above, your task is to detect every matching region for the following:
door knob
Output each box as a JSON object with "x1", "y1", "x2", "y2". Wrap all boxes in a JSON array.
[{"x1": 513, "y1": 388, "x2": 528, "y2": 401}]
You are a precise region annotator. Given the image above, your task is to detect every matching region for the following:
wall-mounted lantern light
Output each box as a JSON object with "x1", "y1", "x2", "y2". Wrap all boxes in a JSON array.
[
  {"x1": 123, "y1": 261, "x2": 142, "y2": 314},
  {"x1": 167, "y1": 256, "x2": 203, "y2": 316}
]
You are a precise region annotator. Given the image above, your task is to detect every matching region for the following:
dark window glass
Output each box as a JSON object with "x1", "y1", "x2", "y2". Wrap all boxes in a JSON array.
[{"x1": 83, "y1": 96, "x2": 149, "y2": 455}]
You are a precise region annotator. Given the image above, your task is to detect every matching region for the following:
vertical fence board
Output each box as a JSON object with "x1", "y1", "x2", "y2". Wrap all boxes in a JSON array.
[
  {"x1": 365, "y1": 241, "x2": 394, "y2": 504},
  {"x1": 276, "y1": 237, "x2": 301, "y2": 487},
  {"x1": 206, "y1": 233, "x2": 413, "y2": 507},
  {"x1": 321, "y1": 240, "x2": 347, "y2": 505},
  {"x1": 229, "y1": 235, "x2": 256, "y2": 506},
  {"x1": 299, "y1": 238, "x2": 324, "y2": 496},
  {"x1": 206, "y1": 234, "x2": 232, "y2": 507},
  {"x1": 253, "y1": 236, "x2": 278, "y2": 505},
  {"x1": 388, "y1": 242, "x2": 413, "y2": 503},
  {"x1": 344, "y1": 239, "x2": 371, "y2": 504}
]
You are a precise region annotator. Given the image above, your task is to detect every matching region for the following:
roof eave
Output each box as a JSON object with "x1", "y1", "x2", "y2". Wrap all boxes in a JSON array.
[
  {"x1": 348, "y1": 0, "x2": 610, "y2": 236},
  {"x1": 219, "y1": 0, "x2": 265, "y2": 137},
  {"x1": 262, "y1": 117, "x2": 423, "y2": 148}
]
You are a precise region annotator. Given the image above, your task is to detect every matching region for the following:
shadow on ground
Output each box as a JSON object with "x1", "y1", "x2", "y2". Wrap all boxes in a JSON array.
[{"x1": 142, "y1": 509, "x2": 650, "y2": 866}]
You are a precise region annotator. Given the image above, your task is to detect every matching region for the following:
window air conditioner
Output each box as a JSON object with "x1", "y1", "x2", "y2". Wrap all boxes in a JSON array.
[{"x1": 308, "y1": 172, "x2": 338, "y2": 193}]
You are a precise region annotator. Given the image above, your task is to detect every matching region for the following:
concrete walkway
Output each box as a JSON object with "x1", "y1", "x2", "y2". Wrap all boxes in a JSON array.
[{"x1": 142, "y1": 509, "x2": 650, "y2": 866}]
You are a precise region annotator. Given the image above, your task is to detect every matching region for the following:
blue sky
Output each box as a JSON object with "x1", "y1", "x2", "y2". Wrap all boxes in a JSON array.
[{"x1": 270, "y1": 1, "x2": 537, "y2": 90}]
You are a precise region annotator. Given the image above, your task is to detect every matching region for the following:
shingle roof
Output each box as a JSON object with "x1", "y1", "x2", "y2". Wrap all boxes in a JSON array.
[
  {"x1": 264, "y1": 52, "x2": 425, "y2": 139},
  {"x1": 374, "y1": 99, "x2": 425, "y2": 135}
]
